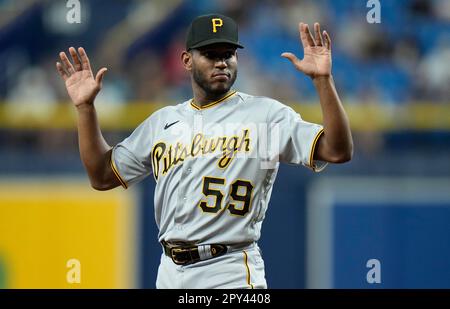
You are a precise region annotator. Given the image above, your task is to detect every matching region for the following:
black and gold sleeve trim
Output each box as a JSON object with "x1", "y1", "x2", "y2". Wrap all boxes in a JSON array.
[
  {"x1": 110, "y1": 152, "x2": 128, "y2": 189},
  {"x1": 308, "y1": 128, "x2": 324, "y2": 170},
  {"x1": 190, "y1": 90, "x2": 237, "y2": 110}
]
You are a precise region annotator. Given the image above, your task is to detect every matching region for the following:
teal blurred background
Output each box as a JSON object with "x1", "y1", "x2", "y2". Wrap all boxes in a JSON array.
[{"x1": 0, "y1": 0, "x2": 449, "y2": 288}]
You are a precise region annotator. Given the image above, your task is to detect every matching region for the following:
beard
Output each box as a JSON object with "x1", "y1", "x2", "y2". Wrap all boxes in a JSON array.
[{"x1": 192, "y1": 65, "x2": 237, "y2": 96}]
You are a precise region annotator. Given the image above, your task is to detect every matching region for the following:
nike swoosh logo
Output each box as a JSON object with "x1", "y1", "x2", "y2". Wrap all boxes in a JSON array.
[{"x1": 164, "y1": 120, "x2": 179, "y2": 130}]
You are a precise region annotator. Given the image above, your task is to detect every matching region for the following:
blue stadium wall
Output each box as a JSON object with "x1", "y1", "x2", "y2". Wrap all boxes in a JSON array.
[
  {"x1": 138, "y1": 163, "x2": 450, "y2": 288},
  {"x1": 1, "y1": 133, "x2": 450, "y2": 288}
]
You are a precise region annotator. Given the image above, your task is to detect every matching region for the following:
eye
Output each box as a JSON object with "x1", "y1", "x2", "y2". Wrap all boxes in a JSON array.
[
  {"x1": 201, "y1": 51, "x2": 234, "y2": 60},
  {"x1": 224, "y1": 52, "x2": 233, "y2": 59}
]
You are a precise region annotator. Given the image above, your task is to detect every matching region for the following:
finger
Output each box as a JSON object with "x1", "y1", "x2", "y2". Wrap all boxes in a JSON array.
[
  {"x1": 323, "y1": 30, "x2": 331, "y2": 51},
  {"x1": 78, "y1": 47, "x2": 92, "y2": 71},
  {"x1": 314, "y1": 23, "x2": 323, "y2": 47},
  {"x1": 59, "y1": 51, "x2": 75, "y2": 74},
  {"x1": 304, "y1": 23, "x2": 316, "y2": 47},
  {"x1": 298, "y1": 22, "x2": 310, "y2": 48},
  {"x1": 95, "y1": 67, "x2": 108, "y2": 85},
  {"x1": 69, "y1": 47, "x2": 82, "y2": 71},
  {"x1": 56, "y1": 62, "x2": 69, "y2": 81}
]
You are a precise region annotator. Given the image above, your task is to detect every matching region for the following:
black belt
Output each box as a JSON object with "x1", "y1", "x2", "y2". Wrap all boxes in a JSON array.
[{"x1": 161, "y1": 241, "x2": 228, "y2": 265}]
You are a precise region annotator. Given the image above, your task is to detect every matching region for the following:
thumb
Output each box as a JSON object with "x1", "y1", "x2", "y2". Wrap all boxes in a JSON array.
[
  {"x1": 281, "y1": 52, "x2": 299, "y2": 64},
  {"x1": 95, "y1": 67, "x2": 108, "y2": 85},
  {"x1": 281, "y1": 52, "x2": 304, "y2": 71}
]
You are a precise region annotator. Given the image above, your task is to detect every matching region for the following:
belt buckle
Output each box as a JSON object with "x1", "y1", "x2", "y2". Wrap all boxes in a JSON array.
[{"x1": 170, "y1": 247, "x2": 187, "y2": 265}]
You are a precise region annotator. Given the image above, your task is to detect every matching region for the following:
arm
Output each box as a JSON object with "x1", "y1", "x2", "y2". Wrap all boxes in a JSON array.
[
  {"x1": 56, "y1": 47, "x2": 121, "y2": 190},
  {"x1": 282, "y1": 23, "x2": 353, "y2": 163}
]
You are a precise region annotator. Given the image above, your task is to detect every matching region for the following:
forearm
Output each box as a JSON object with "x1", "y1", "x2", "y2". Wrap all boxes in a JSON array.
[
  {"x1": 75, "y1": 103, "x2": 112, "y2": 186},
  {"x1": 313, "y1": 75, "x2": 353, "y2": 162}
]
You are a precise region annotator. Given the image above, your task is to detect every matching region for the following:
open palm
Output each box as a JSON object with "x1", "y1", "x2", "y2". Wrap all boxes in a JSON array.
[
  {"x1": 56, "y1": 47, "x2": 107, "y2": 107},
  {"x1": 282, "y1": 22, "x2": 332, "y2": 79}
]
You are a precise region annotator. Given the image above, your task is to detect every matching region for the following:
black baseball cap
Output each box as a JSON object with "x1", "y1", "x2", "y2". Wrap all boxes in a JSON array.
[{"x1": 186, "y1": 14, "x2": 244, "y2": 50}]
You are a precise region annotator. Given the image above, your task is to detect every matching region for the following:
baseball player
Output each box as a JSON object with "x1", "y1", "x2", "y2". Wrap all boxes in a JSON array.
[{"x1": 56, "y1": 14, "x2": 352, "y2": 288}]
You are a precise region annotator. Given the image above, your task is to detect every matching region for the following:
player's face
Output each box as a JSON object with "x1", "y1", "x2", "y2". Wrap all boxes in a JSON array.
[{"x1": 190, "y1": 44, "x2": 238, "y2": 96}]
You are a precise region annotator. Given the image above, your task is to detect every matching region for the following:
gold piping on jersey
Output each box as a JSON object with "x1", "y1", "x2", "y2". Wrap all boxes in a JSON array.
[
  {"x1": 243, "y1": 251, "x2": 254, "y2": 289},
  {"x1": 308, "y1": 128, "x2": 324, "y2": 171},
  {"x1": 190, "y1": 90, "x2": 237, "y2": 110},
  {"x1": 110, "y1": 152, "x2": 128, "y2": 189}
]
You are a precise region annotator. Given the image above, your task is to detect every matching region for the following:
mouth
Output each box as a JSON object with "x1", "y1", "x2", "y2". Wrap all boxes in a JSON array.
[{"x1": 211, "y1": 72, "x2": 230, "y2": 81}]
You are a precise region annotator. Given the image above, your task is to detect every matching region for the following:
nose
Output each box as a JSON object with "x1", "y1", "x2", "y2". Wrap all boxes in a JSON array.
[{"x1": 215, "y1": 58, "x2": 227, "y2": 68}]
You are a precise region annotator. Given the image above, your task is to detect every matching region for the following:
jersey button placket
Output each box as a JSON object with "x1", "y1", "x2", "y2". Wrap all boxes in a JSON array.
[
  {"x1": 179, "y1": 163, "x2": 191, "y2": 207},
  {"x1": 174, "y1": 111, "x2": 198, "y2": 225}
]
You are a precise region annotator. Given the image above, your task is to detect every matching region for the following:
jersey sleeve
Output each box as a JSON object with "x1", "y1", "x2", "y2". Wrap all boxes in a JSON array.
[
  {"x1": 267, "y1": 101, "x2": 328, "y2": 172},
  {"x1": 111, "y1": 119, "x2": 153, "y2": 189}
]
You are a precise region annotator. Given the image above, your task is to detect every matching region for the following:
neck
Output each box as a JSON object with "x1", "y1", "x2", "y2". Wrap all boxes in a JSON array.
[{"x1": 191, "y1": 82, "x2": 232, "y2": 108}]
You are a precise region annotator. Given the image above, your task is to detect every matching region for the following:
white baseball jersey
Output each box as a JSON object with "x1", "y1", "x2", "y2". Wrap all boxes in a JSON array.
[{"x1": 111, "y1": 91, "x2": 326, "y2": 246}]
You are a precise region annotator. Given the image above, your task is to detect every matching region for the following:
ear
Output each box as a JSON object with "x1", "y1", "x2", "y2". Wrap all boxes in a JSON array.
[{"x1": 181, "y1": 51, "x2": 192, "y2": 71}]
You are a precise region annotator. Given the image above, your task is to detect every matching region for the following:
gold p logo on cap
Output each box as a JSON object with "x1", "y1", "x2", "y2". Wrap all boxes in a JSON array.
[{"x1": 211, "y1": 18, "x2": 223, "y2": 33}]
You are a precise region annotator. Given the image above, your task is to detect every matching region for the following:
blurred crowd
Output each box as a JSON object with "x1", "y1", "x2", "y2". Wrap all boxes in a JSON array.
[
  {"x1": 0, "y1": 0, "x2": 449, "y2": 110},
  {"x1": 0, "y1": 0, "x2": 449, "y2": 173}
]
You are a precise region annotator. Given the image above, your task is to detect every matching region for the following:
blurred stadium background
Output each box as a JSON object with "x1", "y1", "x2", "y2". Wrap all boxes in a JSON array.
[{"x1": 0, "y1": 0, "x2": 449, "y2": 288}]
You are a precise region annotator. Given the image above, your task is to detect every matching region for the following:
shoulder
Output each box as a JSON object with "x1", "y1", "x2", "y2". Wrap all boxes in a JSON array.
[
  {"x1": 140, "y1": 100, "x2": 188, "y2": 125},
  {"x1": 236, "y1": 92, "x2": 293, "y2": 116},
  {"x1": 148, "y1": 105, "x2": 176, "y2": 120},
  {"x1": 237, "y1": 92, "x2": 287, "y2": 110},
  {"x1": 236, "y1": 92, "x2": 281, "y2": 105}
]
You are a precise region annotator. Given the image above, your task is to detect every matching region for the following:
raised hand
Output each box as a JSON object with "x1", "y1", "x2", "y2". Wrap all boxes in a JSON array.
[
  {"x1": 282, "y1": 22, "x2": 331, "y2": 79},
  {"x1": 56, "y1": 47, "x2": 107, "y2": 107}
]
